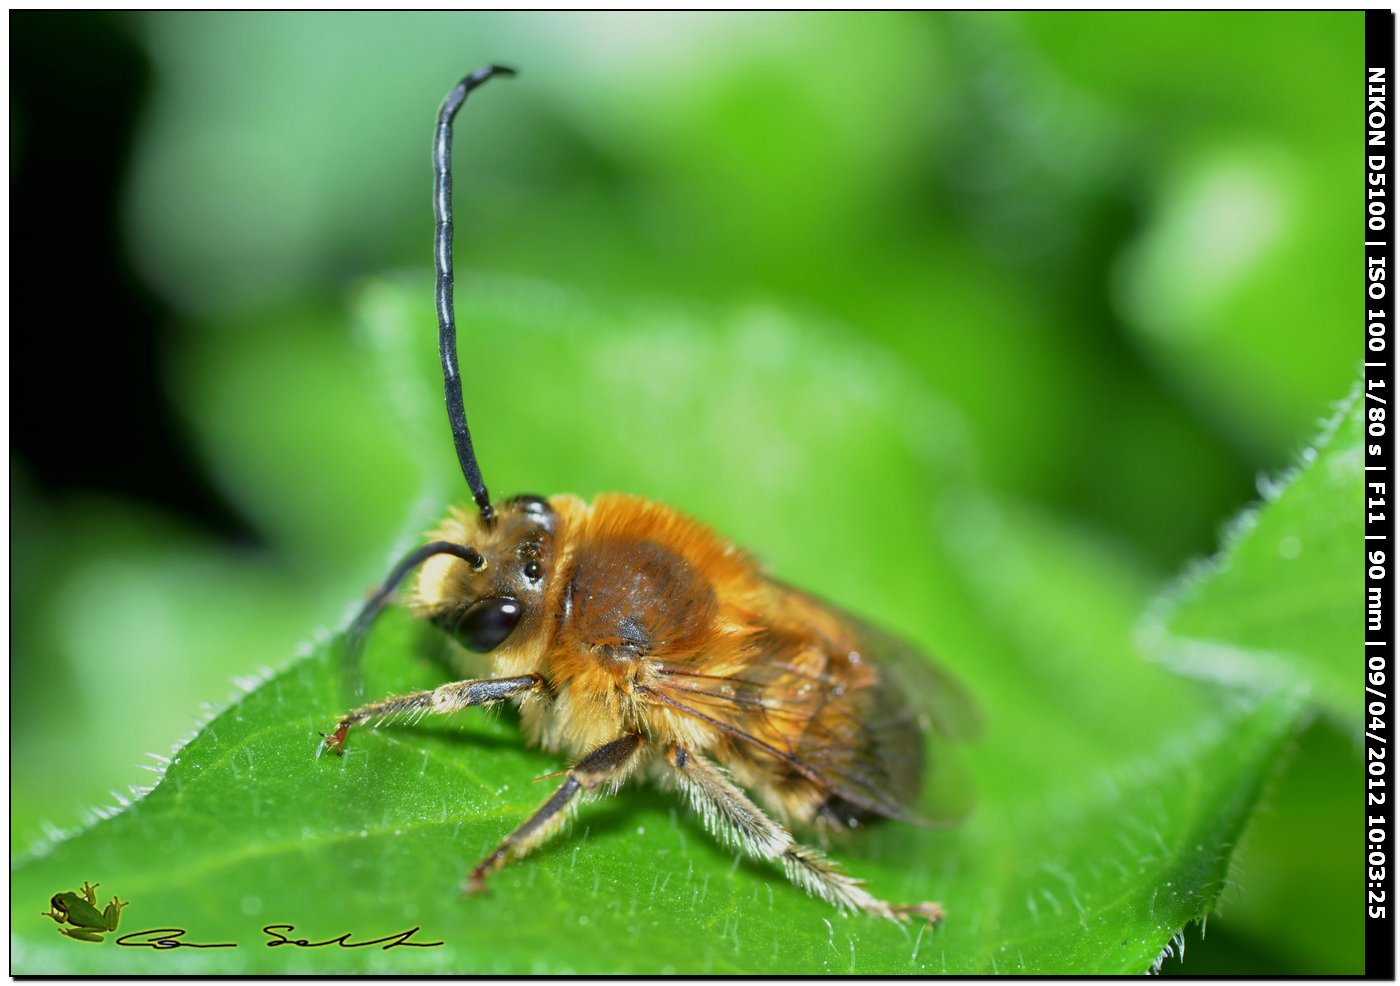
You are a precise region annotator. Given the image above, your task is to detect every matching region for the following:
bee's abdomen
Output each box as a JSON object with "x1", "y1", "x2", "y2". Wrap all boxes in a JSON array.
[{"x1": 562, "y1": 536, "x2": 717, "y2": 659}]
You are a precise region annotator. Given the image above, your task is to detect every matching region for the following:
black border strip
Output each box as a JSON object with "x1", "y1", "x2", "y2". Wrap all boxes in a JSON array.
[{"x1": 1364, "y1": 8, "x2": 1395, "y2": 981}]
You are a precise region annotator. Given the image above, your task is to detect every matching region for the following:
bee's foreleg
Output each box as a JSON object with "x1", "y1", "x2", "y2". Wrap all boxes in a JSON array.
[
  {"x1": 319, "y1": 674, "x2": 542, "y2": 753},
  {"x1": 665, "y1": 744, "x2": 942, "y2": 924},
  {"x1": 466, "y1": 733, "x2": 643, "y2": 894}
]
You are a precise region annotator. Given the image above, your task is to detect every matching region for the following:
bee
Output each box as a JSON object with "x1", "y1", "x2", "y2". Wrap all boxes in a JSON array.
[{"x1": 321, "y1": 64, "x2": 977, "y2": 923}]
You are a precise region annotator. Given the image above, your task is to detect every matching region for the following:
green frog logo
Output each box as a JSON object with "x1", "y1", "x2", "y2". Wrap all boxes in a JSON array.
[{"x1": 42, "y1": 881, "x2": 127, "y2": 942}]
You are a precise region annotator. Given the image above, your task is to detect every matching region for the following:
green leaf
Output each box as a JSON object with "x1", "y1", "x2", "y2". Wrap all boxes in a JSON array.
[
  {"x1": 1132, "y1": 386, "x2": 1365, "y2": 975},
  {"x1": 7, "y1": 492, "x2": 312, "y2": 856},
  {"x1": 11, "y1": 609, "x2": 1304, "y2": 974},
  {"x1": 1139, "y1": 386, "x2": 1364, "y2": 735},
  {"x1": 11, "y1": 279, "x2": 1315, "y2": 973},
  {"x1": 1176, "y1": 720, "x2": 1363, "y2": 975}
]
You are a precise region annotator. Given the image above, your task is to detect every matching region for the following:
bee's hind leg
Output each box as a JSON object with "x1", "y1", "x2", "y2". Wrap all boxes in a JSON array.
[
  {"x1": 466, "y1": 733, "x2": 643, "y2": 894},
  {"x1": 665, "y1": 744, "x2": 942, "y2": 923}
]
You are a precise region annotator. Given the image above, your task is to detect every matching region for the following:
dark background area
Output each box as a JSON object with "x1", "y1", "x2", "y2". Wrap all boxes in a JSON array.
[{"x1": 12, "y1": 13, "x2": 250, "y2": 538}]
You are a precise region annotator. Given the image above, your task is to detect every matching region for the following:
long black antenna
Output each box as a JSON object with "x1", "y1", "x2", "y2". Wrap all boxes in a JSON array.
[
  {"x1": 348, "y1": 541, "x2": 485, "y2": 645},
  {"x1": 435, "y1": 64, "x2": 516, "y2": 526}
]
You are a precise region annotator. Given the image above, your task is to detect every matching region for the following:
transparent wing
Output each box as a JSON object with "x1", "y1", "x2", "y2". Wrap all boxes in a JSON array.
[
  {"x1": 829, "y1": 600, "x2": 983, "y2": 744},
  {"x1": 648, "y1": 578, "x2": 980, "y2": 827},
  {"x1": 775, "y1": 581, "x2": 981, "y2": 825}
]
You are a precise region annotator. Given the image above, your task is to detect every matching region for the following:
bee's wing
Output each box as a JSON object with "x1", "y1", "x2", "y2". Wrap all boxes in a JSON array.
[
  {"x1": 832, "y1": 603, "x2": 983, "y2": 744},
  {"x1": 649, "y1": 578, "x2": 979, "y2": 827},
  {"x1": 773, "y1": 582, "x2": 981, "y2": 826}
]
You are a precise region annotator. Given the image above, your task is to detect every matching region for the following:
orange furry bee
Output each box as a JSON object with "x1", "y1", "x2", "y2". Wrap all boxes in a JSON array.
[{"x1": 321, "y1": 65, "x2": 977, "y2": 923}]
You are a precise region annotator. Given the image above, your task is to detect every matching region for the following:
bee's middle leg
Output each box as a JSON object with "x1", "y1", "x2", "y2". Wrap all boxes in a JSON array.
[
  {"x1": 666, "y1": 744, "x2": 941, "y2": 923},
  {"x1": 466, "y1": 733, "x2": 644, "y2": 894}
]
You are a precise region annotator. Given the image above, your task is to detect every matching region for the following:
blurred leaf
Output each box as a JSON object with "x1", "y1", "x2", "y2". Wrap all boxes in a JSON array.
[
  {"x1": 124, "y1": 12, "x2": 947, "y2": 322},
  {"x1": 1114, "y1": 141, "x2": 1355, "y2": 455},
  {"x1": 1139, "y1": 387, "x2": 1363, "y2": 736},
  {"x1": 171, "y1": 306, "x2": 431, "y2": 589},
  {"x1": 126, "y1": 11, "x2": 521, "y2": 318},
  {"x1": 121, "y1": 10, "x2": 1360, "y2": 572},
  {"x1": 1024, "y1": 12, "x2": 1360, "y2": 146}
]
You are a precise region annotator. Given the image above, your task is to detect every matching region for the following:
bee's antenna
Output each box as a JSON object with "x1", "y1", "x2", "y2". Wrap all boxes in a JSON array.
[
  {"x1": 435, "y1": 64, "x2": 517, "y2": 527},
  {"x1": 348, "y1": 541, "x2": 485, "y2": 645}
]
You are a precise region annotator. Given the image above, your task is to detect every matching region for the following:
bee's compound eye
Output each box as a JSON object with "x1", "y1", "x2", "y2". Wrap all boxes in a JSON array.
[{"x1": 454, "y1": 597, "x2": 523, "y2": 652}]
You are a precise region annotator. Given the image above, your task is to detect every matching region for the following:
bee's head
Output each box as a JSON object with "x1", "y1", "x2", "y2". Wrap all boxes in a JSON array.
[{"x1": 417, "y1": 494, "x2": 559, "y2": 653}]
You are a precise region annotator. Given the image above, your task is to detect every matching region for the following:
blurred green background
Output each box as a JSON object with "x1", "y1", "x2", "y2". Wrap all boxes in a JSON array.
[{"x1": 11, "y1": 11, "x2": 1362, "y2": 973}]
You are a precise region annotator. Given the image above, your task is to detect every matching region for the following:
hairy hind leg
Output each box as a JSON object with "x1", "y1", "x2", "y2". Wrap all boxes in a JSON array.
[{"x1": 666, "y1": 744, "x2": 942, "y2": 923}]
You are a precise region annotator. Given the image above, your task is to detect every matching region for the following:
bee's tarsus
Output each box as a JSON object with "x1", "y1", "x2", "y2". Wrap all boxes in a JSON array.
[
  {"x1": 463, "y1": 871, "x2": 496, "y2": 898},
  {"x1": 318, "y1": 724, "x2": 349, "y2": 755},
  {"x1": 465, "y1": 857, "x2": 501, "y2": 896},
  {"x1": 892, "y1": 901, "x2": 945, "y2": 924}
]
